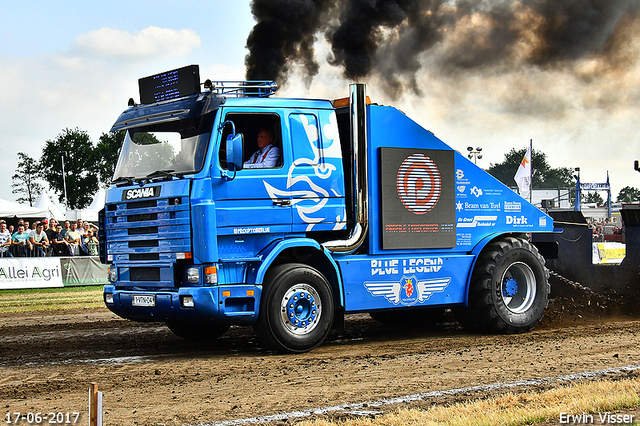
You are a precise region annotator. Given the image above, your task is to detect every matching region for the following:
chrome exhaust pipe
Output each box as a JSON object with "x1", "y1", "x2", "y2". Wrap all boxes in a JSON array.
[{"x1": 324, "y1": 83, "x2": 368, "y2": 253}]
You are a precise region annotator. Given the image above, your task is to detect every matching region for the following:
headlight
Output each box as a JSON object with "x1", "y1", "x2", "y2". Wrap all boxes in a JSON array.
[
  {"x1": 105, "y1": 293, "x2": 114, "y2": 304},
  {"x1": 186, "y1": 267, "x2": 200, "y2": 284},
  {"x1": 109, "y1": 267, "x2": 117, "y2": 283}
]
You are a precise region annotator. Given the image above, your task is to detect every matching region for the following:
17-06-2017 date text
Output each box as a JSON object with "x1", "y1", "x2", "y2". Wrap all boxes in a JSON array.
[{"x1": 5, "y1": 412, "x2": 81, "y2": 424}]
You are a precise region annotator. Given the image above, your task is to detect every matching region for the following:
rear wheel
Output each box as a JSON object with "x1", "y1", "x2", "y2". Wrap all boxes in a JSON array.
[
  {"x1": 254, "y1": 263, "x2": 334, "y2": 353},
  {"x1": 455, "y1": 237, "x2": 549, "y2": 334},
  {"x1": 166, "y1": 321, "x2": 230, "y2": 342}
]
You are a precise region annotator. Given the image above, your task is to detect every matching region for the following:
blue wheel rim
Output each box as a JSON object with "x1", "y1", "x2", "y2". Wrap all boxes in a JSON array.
[{"x1": 280, "y1": 283, "x2": 321, "y2": 335}]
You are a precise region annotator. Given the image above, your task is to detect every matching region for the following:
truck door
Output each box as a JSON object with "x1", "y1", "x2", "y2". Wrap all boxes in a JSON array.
[
  {"x1": 287, "y1": 111, "x2": 347, "y2": 233},
  {"x1": 213, "y1": 111, "x2": 292, "y2": 241}
]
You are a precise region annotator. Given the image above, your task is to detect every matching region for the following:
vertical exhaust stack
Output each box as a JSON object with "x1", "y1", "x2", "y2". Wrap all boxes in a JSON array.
[{"x1": 324, "y1": 83, "x2": 369, "y2": 253}]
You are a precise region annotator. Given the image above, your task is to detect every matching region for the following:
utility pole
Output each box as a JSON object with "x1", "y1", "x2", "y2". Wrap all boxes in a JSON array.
[{"x1": 59, "y1": 151, "x2": 68, "y2": 208}]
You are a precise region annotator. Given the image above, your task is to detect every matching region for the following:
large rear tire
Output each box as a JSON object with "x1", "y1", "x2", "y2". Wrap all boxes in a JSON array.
[
  {"x1": 455, "y1": 236, "x2": 549, "y2": 334},
  {"x1": 166, "y1": 321, "x2": 230, "y2": 342},
  {"x1": 254, "y1": 263, "x2": 334, "y2": 353}
]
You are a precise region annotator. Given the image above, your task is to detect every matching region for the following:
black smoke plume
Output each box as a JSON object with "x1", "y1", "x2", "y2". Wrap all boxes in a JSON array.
[{"x1": 246, "y1": 0, "x2": 640, "y2": 98}]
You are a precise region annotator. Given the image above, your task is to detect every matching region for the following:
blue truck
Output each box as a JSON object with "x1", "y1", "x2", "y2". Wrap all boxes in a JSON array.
[{"x1": 102, "y1": 65, "x2": 555, "y2": 353}]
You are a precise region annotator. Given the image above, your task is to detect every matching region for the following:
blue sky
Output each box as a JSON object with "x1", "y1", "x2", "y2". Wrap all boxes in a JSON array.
[{"x1": 1, "y1": 1, "x2": 639, "y2": 207}]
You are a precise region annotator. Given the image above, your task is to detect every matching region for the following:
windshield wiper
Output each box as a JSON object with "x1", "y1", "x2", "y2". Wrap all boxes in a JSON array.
[
  {"x1": 146, "y1": 169, "x2": 182, "y2": 180},
  {"x1": 112, "y1": 176, "x2": 135, "y2": 186}
]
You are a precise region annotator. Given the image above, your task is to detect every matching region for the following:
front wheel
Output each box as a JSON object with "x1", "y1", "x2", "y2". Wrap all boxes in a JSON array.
[
  {"x1": 455, "y1": 237, "x2": 549, "y2": 334},
  {"x1": 254, "y1": 263, "x2": 334, "y2": 353}
]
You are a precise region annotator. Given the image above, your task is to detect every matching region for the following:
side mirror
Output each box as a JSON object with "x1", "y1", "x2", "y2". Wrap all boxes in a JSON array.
[{"x1": 226, "y1": 133, "x2": 244, "y2": 172}]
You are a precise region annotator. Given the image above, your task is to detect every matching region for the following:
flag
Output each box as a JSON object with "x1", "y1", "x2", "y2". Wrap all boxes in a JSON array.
[{"x1": 514, "y1": 144, "x2": 532, "y2": 199}]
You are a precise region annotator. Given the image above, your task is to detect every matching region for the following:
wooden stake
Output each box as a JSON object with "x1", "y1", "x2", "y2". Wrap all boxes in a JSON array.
[{"x1": 89, "y1": 383, "x2": 98, "y2": 426}]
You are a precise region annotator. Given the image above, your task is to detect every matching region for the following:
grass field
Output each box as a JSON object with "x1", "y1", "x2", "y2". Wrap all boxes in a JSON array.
[
  {"x1": 0, "y1": 285, "x2": 104, "y2": 313},
  {"x1": 297, "y1": 378, "x2": 640, "y2": 426}
]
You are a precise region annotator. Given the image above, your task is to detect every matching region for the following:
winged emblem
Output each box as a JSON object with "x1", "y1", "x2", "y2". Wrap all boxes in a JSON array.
[{"x1": 364, "y1": 277, "x2": 452, "y2": 306}]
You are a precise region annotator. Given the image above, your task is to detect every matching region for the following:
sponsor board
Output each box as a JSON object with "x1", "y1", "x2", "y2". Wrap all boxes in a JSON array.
[
  {"x1": 0, "y1": 258, "x2": 63, "y2": 289},
  {"x1": 381, "y1": 148, "x2": 455, "y2": 249}
]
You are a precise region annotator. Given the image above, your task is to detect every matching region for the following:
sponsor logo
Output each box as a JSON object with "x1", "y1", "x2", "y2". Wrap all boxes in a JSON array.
[
  {"x1": 456, "y1": 169, "x2": 465, "y2": 180},
  {"x1": 364, "y1": 277, "x2": 452, "y2": 306},
  {"x1": 396, "y1": 154, "x2": 442, "y2": 214},
  {"x1": 122, "y1": 186, "x2": 159, "y2": 200},
  {"x1": 506, "y1": 215, "x2": 528, "y2": 225},
  {"x1": 457, "y1": 216, "x2": 498, "y2": 228},
  {"x1": 457, "y1": 185, "x2": 466, "y2": 193},
  {"x1": 459, "y1": 202, "x2": 500, "y2": 212},
  {"x1": 470, "y1": 186, "x2": 483, "y2": 198},
  {"x1": 504, "y1": 201, "x2": 522, "y2": 212}
]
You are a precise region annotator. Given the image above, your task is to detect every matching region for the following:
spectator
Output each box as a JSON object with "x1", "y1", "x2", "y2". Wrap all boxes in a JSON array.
[
  {"x1": 51, "y1": 224, "x2": 72, "y2": 256},
  {"x1": 85, "y1": 230, "x2": 99, "y2": 256},
  {"x1": 23, "y1": 220, "x2": 30, "y2": 232},
  {"x1": 11, "y1": 224, "x2": 29, "y2": 257},
  {"x1": 62, "y1": 220, "x2": 71, "y2": 237},
  {"x1": 65, "y1": 222, "x2": 82, "y2": 255},
  {"x1": 8, "y1": 225, "x2": 14, "y2": 235},
  {"x1": 76, "y1": 219, "x2": 87, "y2": 239},
  {"x1": 81, "y1": 222, "x2": 92, "y2": 238},
  {"x1": 28, "y1": 223, "x2": 49, "y2": 257},
  {"x1": 0, "y1": 221, "x2": 12, "y2": 258},
  {"x1": 45, "y1": 219, "x2": 58, "y2": 250}
]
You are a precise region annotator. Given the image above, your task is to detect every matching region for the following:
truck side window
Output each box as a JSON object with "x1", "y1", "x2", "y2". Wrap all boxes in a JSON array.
[
  {"x1": 290, "y1": 113, "x2": 321, "y2": 166},
  {"x1": 219, "y1": 113, "x2": 283, "y2": 170}
]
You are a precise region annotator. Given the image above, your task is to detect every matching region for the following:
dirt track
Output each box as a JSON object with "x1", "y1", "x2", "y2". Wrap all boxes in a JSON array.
[{"x1": 1, "y1": 278, "x2": 640, "y2": 426}]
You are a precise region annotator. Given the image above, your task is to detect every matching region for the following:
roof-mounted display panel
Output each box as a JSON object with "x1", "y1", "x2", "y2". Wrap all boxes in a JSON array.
[{"x1": 139, "y1": 64, "x2": 201, "y2": 104}]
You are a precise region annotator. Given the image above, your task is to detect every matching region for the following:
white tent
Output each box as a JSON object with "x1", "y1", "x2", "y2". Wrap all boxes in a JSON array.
[
  {"x1": 34, "y1": 191, "x2": 65, "y2": 221},
  {"x1": 0, "y1": 198, "x2": 48, "y2": 218},
  {"x1": 86, "y1": 188, "x2": 105, "y2": 211},
  {"x1": 65, "y1": 189, "x2": 105, "y2": 222}
]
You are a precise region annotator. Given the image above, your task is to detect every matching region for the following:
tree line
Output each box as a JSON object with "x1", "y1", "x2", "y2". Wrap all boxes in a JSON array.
[
  {"x1": 485, "y1": 147, "x2": 640, "y2": 205},
  {"x1": 12, "y1": 128, "x2": 123, "y2": 209}
]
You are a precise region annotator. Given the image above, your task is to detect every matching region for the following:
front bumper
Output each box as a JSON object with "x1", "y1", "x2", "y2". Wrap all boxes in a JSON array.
[{"x1": 103, "y1": 284, "x2": 262, "y2": 325}]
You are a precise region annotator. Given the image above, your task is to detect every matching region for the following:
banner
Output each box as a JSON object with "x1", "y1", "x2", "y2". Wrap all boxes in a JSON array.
[
  {"x1": 0, "y1": 258, "x2": 64, "y2": 289},
  {"x1": 0, "y1": 257, "x2": 108, "y2": 290},
  {"x1": 60, "y1": 257, "x2": 109, "y2": 286}
]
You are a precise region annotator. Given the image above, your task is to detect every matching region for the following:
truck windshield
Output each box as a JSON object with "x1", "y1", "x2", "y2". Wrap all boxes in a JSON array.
[{"x1": 112, "y1": 130, "x2": 210, "y2": 181}]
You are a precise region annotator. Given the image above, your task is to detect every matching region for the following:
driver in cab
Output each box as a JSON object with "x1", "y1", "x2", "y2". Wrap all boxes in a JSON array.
[{"x1": 243, "y1": 128, "x2": 280, "y2": 169}]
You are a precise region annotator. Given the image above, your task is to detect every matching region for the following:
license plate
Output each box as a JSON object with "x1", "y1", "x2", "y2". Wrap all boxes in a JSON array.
[{"x1": 132, "y1": 295, "x2": 155, "y2": 307}]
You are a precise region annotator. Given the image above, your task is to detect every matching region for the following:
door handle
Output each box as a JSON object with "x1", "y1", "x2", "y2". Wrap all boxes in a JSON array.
[{"x1": 273, "y1": 198, "x2": 291, "y2": 206}]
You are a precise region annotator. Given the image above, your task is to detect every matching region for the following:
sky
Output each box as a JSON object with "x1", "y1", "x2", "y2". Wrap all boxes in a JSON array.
[{"x1": 1, "y1": 0, "x2": 639, "y2": 208}]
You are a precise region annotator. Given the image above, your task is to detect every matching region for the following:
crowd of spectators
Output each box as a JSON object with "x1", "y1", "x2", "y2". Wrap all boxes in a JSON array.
[
  {"x1": 0, "y1": 218, "x2": 99, "y2": 258},
  {"x1": 588, "y1": 217, "x2": 622, "y2": 242}
]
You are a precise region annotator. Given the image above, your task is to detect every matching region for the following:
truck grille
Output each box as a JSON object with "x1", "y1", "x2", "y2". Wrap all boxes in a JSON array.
[{"x1": 105, "y1": 194, "x2": 191, "y2": 287}]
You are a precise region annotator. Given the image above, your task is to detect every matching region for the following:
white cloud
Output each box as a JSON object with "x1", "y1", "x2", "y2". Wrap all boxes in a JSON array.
[{"x1": 73, "y1": 26, "x2": 201, "y2": 61}]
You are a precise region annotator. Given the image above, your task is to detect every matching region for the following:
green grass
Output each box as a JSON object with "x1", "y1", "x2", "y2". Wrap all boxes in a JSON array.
[
  {"x1": 297, "y1": 378, "x2": 640, "y2": 426},
  {"x1": 0, "y1": 285, "x2": 105, "y2": 313}
]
